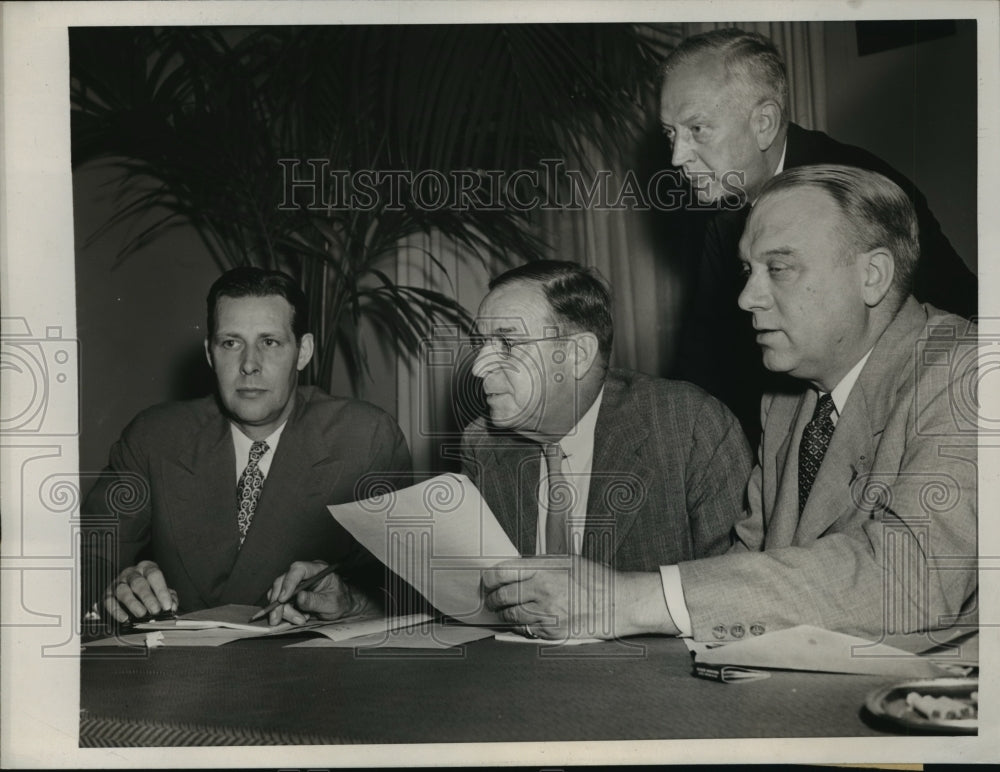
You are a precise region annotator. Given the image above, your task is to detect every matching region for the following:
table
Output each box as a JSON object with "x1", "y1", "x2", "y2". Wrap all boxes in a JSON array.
[{"x1": 79, "y1": 632, "x2": 904, "y2": 746}]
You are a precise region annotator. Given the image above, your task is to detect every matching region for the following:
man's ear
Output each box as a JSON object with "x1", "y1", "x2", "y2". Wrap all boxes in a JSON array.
[
  {"x1": 860, "y1": 248, "x2": 895, "y2": 307},
  {"x1": 571, "y1": 332, "x2": 601, "y2": 380},
  {"x1": 203, "y1": 338, "x2": 214, "y2": 370},
  {"x1": 752, "y1": 100, "x2": 782, "y2": 151},
  {"x1": 296, "y1": 333, "x2": 315, "y2": 372}
]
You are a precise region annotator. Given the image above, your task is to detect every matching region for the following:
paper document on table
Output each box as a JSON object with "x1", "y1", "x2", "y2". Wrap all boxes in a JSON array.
[
  {"x1": 135, "y1": 604, "x2": 294, "y2": 633},
  {"x1": 688, "y1": 625, "x2": 952, "y2": 678},
  {"x1": 85, "y1": 608, "x2": 432, "y2": 647},
  {"x1": 328, "y1": 473, "x2": 519, "y2": 626},
  {"x1": 287, "y1": 622, "x2": 494, "y2": 649}
]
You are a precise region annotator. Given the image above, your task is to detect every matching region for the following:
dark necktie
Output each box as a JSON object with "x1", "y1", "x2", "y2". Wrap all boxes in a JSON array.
[
  {"x1": 798, "y1": 393, "x2": 836, "y2": 515},
  {"x1": 237, "y1": 440, "x2": 269, "y2": 546},
  {"x1": 543, "y1": 443, "x2": 571, "y2": 554}
]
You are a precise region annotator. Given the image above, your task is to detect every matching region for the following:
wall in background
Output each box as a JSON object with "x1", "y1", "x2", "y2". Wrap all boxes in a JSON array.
[
  {"x1": 74, "y1": 164, "x2": 400, "y2": 487},
  {"x1": 824, "y1": 19, "x2": 977, "y2": 271},
  {"x1": 76, "y1": 19, "x2": 980, "y2": 483}
]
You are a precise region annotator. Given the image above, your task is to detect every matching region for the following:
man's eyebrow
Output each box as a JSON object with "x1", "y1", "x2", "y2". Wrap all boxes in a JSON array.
[
  {"x1": 214, "y1": 329, "x2": 287, "y2": 338},
  {"x1": 473, "y1": 323, "x2": 523, "y2": 334},
  {"x1": 760, "y1": 247, "x2": 797, "y2": 259},
  {"x1": 665, "y1": 111, "x2": 710, "y2": 128}
]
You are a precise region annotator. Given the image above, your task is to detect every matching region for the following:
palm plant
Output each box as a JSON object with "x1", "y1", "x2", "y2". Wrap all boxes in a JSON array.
[{"x1": 70, "y1": 24, "x2": 665, "y2": 391}]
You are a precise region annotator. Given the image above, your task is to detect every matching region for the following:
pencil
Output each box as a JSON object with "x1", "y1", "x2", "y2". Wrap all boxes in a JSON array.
[{"x1": 248, "y1": 563, "x2": 340, "y2": 623}]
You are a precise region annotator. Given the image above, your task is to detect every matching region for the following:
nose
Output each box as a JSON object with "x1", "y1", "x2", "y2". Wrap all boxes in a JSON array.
[
  {"x1": 470, "y1": 340, "x2": 501, "y2": 380},
  {"x1": 670, "y1": 130, "x2": 695, "y2": 168},
  {"x1": 240, "y1": 347, "x2": 261, "y2": 376},
  {"x1": 737, "y1": 266, "x2": 771, "y2": 312}
]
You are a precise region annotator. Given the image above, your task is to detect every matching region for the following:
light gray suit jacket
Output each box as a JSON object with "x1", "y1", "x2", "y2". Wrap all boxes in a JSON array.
[
  {"x1": 678, "y1": 298, "x2": 978, "y2": 643},
  {"x1": 461, "y1": 369, "x2": 752, "y2": 571}
]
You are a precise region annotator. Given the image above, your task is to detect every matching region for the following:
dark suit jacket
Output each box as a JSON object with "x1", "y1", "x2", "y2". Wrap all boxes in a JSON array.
[
  {"x1": 676, "y1": 122, "x2": 977, "y2": 446},
  {"x1": 679, "y1": 299, "x2": 978, "y2": 643},
  {"x1": 460, "y1": 369, "x2": 751, "y2": 571},
  {"x1": 81, "y1": 386, "x2": 412, "y2": 612}
]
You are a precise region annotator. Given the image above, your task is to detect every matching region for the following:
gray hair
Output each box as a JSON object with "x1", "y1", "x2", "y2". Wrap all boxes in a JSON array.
[
  {"x1": 662, "y1": 28, "x2": 788, "y2": 123},
  {"x1": 757, "y1": 164, "x2": 920, "y2": 300}
]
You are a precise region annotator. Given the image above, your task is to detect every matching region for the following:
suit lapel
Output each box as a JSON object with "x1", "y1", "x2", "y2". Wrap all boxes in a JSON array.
[
  {"x1": 160, "y1": 409, "x2": 240, "y2": 607},
  {"x1": 587, "y1": 374, "x2": 653, "y2": 557},
  {"x1": 222, "y1": 390, "x2": 342, "y2": 602},
  {"x1": 793, "y1": 396, "x2": 875, "y2": 544},
  {"x1": 765, "y1": 391, "x2": 813, "y2": 548},
  {"x1": 794, "y1": 299, "x2": 928, "y2": 543}
]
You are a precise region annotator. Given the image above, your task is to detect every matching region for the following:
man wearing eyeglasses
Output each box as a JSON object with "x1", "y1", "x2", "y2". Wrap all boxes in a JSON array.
[
  {"x1": 462, "y1": 260, "x2": 751, "y2": 638},
  {"x1": 482, "y1": 168, "x2": 977, "y2": 646}
]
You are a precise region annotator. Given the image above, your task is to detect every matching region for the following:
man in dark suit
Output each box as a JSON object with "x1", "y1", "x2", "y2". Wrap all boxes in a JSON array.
[
  {"x1": 82, "y1": 267, "x2": 411, "y2": 622},
  {"x1": 660, "y1": 28, "x2": 976, "y2": 444},
  {"x1": 464, "y1": 260, "x2": 750, "y2": 637},
  {"x1": 483, "y1": 166, "x2": 977, "y2": 645}
]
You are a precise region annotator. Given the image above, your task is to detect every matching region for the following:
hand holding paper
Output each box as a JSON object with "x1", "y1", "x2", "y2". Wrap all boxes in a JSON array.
[
  {"x1": 327, "y1": 473, "x2": 519, "y2": 626},
  {"x1": 483, "y1": 554, "x2": 678, "y2": 641},
  {"x1": 483, "y1": 555, "x2": 613, "y2": 640}
]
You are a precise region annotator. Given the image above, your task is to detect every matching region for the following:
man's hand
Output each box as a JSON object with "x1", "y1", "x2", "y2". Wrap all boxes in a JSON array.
[
  {"x1": 101, "y1": 560, "x2": 178, "y2": 623},
  {"x1": 482, "y1": 555, "x2": 679, "y2": 640},
  {"x1": 267, "y1": 560, "x2": 370, "y2": 626}
]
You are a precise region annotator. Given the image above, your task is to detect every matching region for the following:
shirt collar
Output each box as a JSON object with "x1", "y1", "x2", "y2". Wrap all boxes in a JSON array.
[
  {"x1": 827, "y1": 348, "x2": 874, "y2": 417},
  {"x1": 231, "y1": 420, "x2": 288, "y2": 469},
  {"x1": 774, "y1": 135, "x2": 788, "y2": 176},
  {"x1": 748, "y1": 136, "x2": 787, "y2": 207},
  {"x1": 558, "y1": 385, "x2": 605, "y2": 461}
]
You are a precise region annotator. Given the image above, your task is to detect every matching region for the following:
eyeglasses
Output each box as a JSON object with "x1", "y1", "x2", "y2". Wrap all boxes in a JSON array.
[{"x1": 469, "y1": 333, "x2": 574, "y2": 359}]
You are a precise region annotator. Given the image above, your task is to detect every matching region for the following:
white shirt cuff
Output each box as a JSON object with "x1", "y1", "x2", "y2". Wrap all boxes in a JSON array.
[{"x1": 659, "y1": 564, "x2": 693, "y2": 638}]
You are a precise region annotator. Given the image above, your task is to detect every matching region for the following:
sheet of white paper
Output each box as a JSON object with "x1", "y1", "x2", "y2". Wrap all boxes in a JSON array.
[
  {"x1": 692, "y1": 624, "x2": 951, "y2": 677},
  {"x1": 287, "y1": 623, "x2": 493, "y2": 649},
  {"x1": 494, "y1": 631, "x2": 603, "y2": 646},
  {"x1": 308, "y1": 612, "x2": 433, "y2": 641},
  {"x1": 328, "y1": 473, "x2": 519, "y2": 625}
]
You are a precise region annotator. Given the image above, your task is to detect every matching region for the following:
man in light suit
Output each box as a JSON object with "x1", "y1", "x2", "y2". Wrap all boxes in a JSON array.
[
  {"x1": 82, "y1": 267, "x2": 411, "y2": 622},
  {"x1": 463, "y1": 261, "x2": 751, "y2": 638},
  {"x1": 483, "y1": 166, "x2": 977, "y2": 644},
  {"x1": 661, "y1": 28, "x2": 976, "y2": 444}
]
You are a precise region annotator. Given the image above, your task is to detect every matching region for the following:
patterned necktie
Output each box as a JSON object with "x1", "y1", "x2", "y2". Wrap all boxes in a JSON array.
[
  {"x1": 543, "y1": 443, "x2": 572, "y2": 554},
  {"x1": 798, "y1": 393, "x2": 836, "y2": 515},
  {"x1": 237, "y1": 440, "x2": 269, "y2": 546}
]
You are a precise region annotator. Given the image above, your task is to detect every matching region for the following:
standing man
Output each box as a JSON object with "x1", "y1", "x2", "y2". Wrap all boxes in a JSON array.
[
  {"x1": 483, "y1": 167, "x2": 977, "y2": 644},
  {"x1": 660, "y1": 28, "x2": 976, "y2": 443},
  {"x1": 82, "y1": 267, "x2": 411, "y2": 621},
  {"x1": 462, "y1": 261, "x2": 751, "y2": 594}
]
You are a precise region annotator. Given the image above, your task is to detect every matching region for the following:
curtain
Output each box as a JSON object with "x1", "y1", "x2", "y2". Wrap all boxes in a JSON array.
[
  {"x1": 395, "y1": 22, "x2": 829, "y2": 471},
  {"x1": 682, "y1": 21, "x2": 828, "y2": 131}
]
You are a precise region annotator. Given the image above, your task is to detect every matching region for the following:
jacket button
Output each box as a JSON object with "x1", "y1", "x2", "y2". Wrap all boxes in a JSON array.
[
  {"x1": 750, "y1": 623, "x2": 765, "y2": 636},
  {"x1": 730, "y1": 623, "x2": 745, "y2": 639},
  {"x1": 712, "y1": 624, "x2": 728, "y2": 640}
]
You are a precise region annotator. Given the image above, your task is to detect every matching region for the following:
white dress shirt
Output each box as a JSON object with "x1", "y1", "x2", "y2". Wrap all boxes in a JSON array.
[
  {"x1": 535, "y1": 387, "x2": 605, "y2": 554},
  {"x1": 231, "y1": 421, "x2": 288, "y2": 483},
  {"x1": 659, "y1": 348, "x2": 873, "y2": 636}
]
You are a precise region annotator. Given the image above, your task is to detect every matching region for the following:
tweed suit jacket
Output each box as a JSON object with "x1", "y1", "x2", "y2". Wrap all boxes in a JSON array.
[
  {"x1": 81, "y1": 386, "x2": 412, "y2": 612},
  {"x1": 678, "y1": 299, "x2": 978, "y2": 643},
  {"x1": 460, "y1": 369, "x2": 751, "y2": 571},
  {"x1": 677, "y1": 122, "x2": 977, "y2": 444}
]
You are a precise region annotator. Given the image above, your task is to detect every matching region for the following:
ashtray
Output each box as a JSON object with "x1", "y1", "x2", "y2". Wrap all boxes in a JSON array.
[{"x1": 864, "y1": 677, "x2": 977, "y2": 734}]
